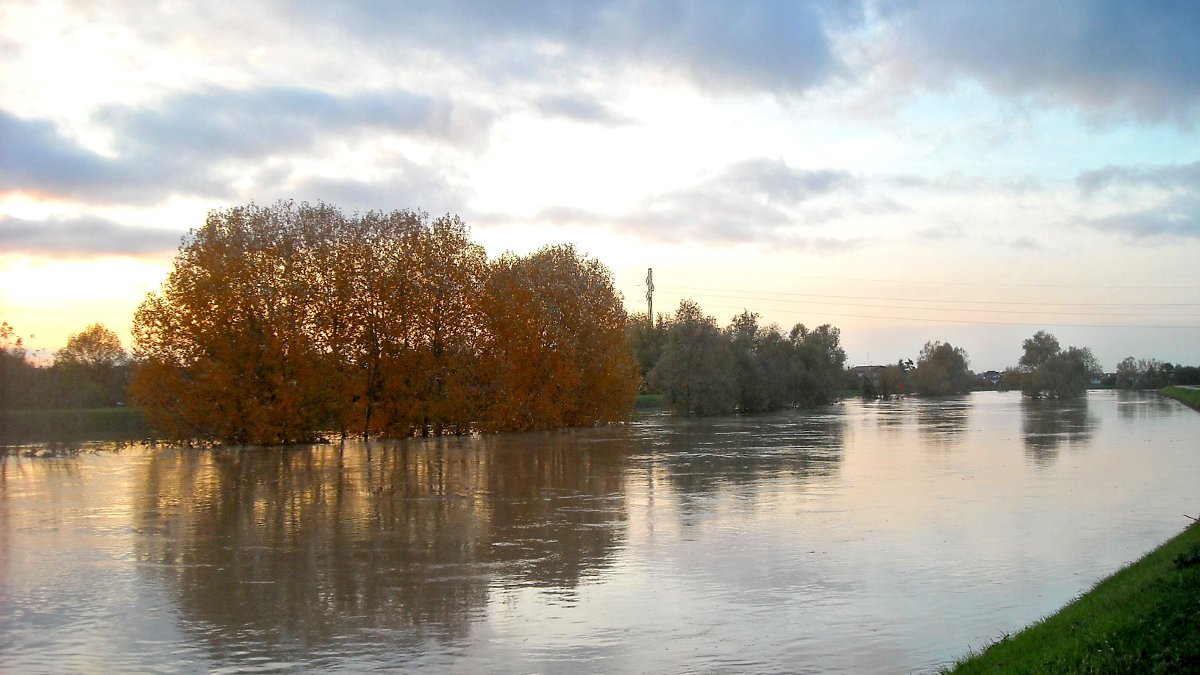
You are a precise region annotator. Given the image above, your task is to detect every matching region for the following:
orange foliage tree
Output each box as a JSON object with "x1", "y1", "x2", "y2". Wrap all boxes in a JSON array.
[
  {"x1": 480, "y1": 245, "x2": 640, "y2": 431},
  {"x1": 132, "y1": 203, "x2": 334, "y2": 444},
  {"x1": 132, "y1": 202, "x2": 637, "y2": 444}
]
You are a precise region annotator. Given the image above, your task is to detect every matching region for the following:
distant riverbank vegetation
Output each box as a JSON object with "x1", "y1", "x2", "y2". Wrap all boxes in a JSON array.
[
  {"x1": 853, "y1": 331, "x2": 1102, "y2": 401},
  {"x1": 127, "y1": 202, "x2": 638, "y2": 444},
  {"x1": 628, "y1": 302, "x2": 847, "y2": 415}
]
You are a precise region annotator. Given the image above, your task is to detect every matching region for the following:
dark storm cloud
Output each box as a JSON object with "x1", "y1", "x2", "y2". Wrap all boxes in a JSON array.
[
  {"x1": 877, "y1": 0, "x2": 1200, "y2": 124},
  {"x1": 291, "y1": 0, "x2": 859, "y2": 94},
  {"x1": 0, "y1": 214, "x2": 184, "y2": 256}
]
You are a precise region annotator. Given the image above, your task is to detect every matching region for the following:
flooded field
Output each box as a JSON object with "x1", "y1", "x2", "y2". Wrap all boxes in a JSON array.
[{"x1": 2, "y1": 390, "x2": 1197, "y2": 672}]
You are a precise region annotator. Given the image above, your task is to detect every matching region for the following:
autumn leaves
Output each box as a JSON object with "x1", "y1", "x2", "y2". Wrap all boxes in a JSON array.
[{"x1": 131, "y1": 202, "x2": 639, "y2": 444}]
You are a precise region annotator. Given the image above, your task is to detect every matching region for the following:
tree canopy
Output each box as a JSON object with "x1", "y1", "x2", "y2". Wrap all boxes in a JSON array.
[
  {"x1": 1017, "y1": 330, "x2": 1098, "y2": 399},
  {"x1": 56, "y1": 323, "x2": 127, "y2": 370},
  {"x1": 648, "y1": 300, "x2": 846, "y2": 416},
  {"x1": 131, "y1": 201, "x2": 638, "y2": 444},
  {"x1": 913, "y1": 341, "x2": 974, "y2": 396}
]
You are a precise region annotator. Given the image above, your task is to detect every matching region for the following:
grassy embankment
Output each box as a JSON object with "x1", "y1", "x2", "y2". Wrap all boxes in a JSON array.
[
  {"x1": 1162, "y1": 385, "x2": 1200, "y2": 411},
  {"x1": 1, "y1": 407, "x2": 152, "y2": 447},
  {"x1": 948, "y1": 388, "x2": 1200, "y2": 672}
]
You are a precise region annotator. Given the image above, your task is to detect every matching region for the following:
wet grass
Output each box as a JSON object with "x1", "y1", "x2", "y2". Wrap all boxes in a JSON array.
[
  {"x1": 946, "y1": 518, "x2": 1200, "y2": 673},
  {"x1": 1, "y1": 407, "x2": 152, "y2": 446},
  {"x1": 635, "y1": 393, "x2": 665, "y2": 409},
  {"x1": 1162, "y1": 386, "x2": 1200, "y2": 411}
]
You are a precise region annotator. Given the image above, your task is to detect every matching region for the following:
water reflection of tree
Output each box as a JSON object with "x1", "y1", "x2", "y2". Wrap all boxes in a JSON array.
[
  {"x1": 915, "y1": 396, "x2": 971, "y2": 448},
  {"x1": 648, "y1": 409, "x2": 844, "y2": 500},
  {"x1": 866, "y1": 398, "x2": 908, "y2": 430},
  {"x1": 134, "y1": 432, "x2": 632, "y2": 666},
  {"x1": 1021, "y1": 397, "x2": 1097, "y2": 467},
  {"x1": 1116, "y1": 389, "x2": 1175, "y2": 420}
]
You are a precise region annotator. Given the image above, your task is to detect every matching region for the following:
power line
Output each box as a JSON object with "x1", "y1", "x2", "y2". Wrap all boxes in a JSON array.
[
  {"x1": 646, "y1": 267, "x2": 1200, "y2": 291},
  {"x1": 656, "y1": 284, "x2": 1200, "y2": 308},
  {"x1": 678, "y1": 301, "x2": 1199, "y2": 330},
  {"x1": 653, "y1": 287, "x2": 1200, "y2": 318}
]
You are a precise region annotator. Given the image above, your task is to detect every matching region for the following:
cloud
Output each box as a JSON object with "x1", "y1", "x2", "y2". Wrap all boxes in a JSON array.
[
  {"x1": 291, "y1": 0, "x2": 859, "y2": 94},
  {"x1": 0, "y1": 214, "x2": 184, "y2": 256},
  {"x1": 629, "y1": 159, "x2": 860, "y2": 244},
  {"x1": 915, "y1": 224, "x2": 963, "y2": 241},
  {"x1": 877, "y1": 1, "x2": 1200, "y2": 125},
  {"x1": 1008, "y1": 236, "x2": 1047, "y2": 251},
  {"x1": 97, "y1": 86, "x2": 493, "y2": 160},
  {"x1": 1, "y1": 85, "x2": 488, "y2": 207},
  {"x1": 276, "y1": 166, "x2": 469, "y2": 216},
  {"x1": 1077, "y1": 196, "x2": 1200, "y2": 240},
  {"x1": 1074, "y1": 161, "x2": 1200, "y2": 240},
  {"x1": 0, "y1": 110, "x2": 220, "y2": 204},
  {"x1": 1077, "y1": 161, "x2": 1200, "y2": 194},
  {"x1": 525, "y1": 158, "x2": 862, "y2": 250},
  {"x1": 535, "y1": 93, "x2": 636, "y2": 126},
  {"x1": 718, "y1": 159, "x2": 857, "y2": 204}
]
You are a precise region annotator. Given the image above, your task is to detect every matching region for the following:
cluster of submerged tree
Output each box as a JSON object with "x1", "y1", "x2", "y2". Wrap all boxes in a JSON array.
[
  {"x1": 856, "y1": 330, "x2": 1101, "y2": 400},
  {"x1": 10, "y1": 200, "x2": 1161, "y2": 446},
  {"x1": 131, "y1": 202, "x2": 639, "y2": 444},
  {"x1": 629, "y1": 302, "x2": 847, "y2": 415}
]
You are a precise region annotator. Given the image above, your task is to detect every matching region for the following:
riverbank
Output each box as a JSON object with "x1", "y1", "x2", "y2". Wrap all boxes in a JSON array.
[
  {"x1": 0, "y1": 407, "x2": 151, "y2": 447},
  {"x1": 1162, "y1": 385, "x2": 1200, "y2": 411},
  {"x1": 946, "y1": 392, "x2": 1200, "y2": 673}
]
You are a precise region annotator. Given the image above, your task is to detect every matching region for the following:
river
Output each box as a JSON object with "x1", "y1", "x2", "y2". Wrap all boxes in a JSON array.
[{"x1": 1, "y1": 390, "x2": 1197, "y2": 673}]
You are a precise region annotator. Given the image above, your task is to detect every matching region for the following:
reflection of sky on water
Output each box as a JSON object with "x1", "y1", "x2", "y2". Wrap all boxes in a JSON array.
[{"x1": 1, "y1": 390, "x2": 1198, "y2": 672}]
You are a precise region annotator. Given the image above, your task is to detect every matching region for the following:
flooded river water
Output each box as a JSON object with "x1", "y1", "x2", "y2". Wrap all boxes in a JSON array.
[{"x1": 2, "y1": 390, "x2": 1197, "y2": 672}]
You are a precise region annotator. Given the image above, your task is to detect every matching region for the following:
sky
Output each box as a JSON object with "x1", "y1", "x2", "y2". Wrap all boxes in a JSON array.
[{"x1": 1, "y1": 1, "x2": 1198, "y2": 372}]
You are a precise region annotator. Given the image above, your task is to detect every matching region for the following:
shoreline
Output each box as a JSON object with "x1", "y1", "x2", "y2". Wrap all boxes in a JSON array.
[{"x1": 945, "y1": 388, "x2": 1200, "y2": 672}]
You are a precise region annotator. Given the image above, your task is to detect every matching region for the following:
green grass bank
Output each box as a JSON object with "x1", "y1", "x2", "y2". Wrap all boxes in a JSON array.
[
  {"x1": 635, "y1": 392, "x2": 665, "y2": 410},
  {"x1": 947, "y1": 518, "x2": 1200, "y2": 673},
  {"x1": 1162, "y1": 385, "x2": 1200, "y2": 411}
]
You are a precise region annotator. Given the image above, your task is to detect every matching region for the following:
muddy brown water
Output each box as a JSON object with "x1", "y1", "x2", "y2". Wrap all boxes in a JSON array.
[{"x1": 1, "y1": 390, "x2": 1197, "y2": 672}]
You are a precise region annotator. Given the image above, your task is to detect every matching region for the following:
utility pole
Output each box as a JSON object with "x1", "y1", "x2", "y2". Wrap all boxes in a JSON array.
[{"x1": 645, "y1": 268, "x2": 654, "y2": 327}]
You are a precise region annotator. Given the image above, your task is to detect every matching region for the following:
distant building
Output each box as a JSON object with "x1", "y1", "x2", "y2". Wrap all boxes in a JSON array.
[
  {"x1": 848, "y1": 365, "x2": 886, "y2": 383},
  {"x1": 979, "y1": 370, "x2": 1003, "y2": 387}
]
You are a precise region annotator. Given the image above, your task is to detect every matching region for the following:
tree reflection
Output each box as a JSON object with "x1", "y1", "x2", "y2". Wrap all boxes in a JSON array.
[
  {"x1": 648, "y1": 410, "x2": 845, "y2": 500},
  {"x1": 1116, "y1": 389, "x2": 1175, "y2": 420},
  {"x1": 134, "y1": 432, "x2": 633, "y2": 664},
  {"x1": 915, "y1": 396, "x2": 970, "y2": 448},
  {"x1": 1021, "y1": 397, "x2": 1097, "y2": 466}
]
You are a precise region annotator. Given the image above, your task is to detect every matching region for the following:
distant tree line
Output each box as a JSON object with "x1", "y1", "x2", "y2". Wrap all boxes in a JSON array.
[
  {"x1": 856, "y1": 331, "x2": 1108, "y2": 401},
  {"x1": 858, "y1": 341, "x2": 975, "y2": 399},
  {"x1": 0, "y1": 322, "x2": 131, "y2": 410},
  {"x1": 131, "y1": 202, "x2": 639, "y2": 444},
  {"x1": 1114, "y1": 357, "x2": 1200, "y2": 389},
  {"x1": 629, "y1": 301, "x2": 847, "y2": 415}
]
